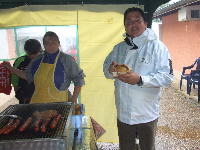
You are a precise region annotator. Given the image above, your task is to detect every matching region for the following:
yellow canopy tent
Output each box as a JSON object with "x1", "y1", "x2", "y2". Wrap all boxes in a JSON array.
[{"x1": 0, "y1": 4, "x2": 143, "y2": 142}]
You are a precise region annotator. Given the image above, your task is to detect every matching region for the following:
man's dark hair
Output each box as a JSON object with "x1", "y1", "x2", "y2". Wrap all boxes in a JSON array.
[
  {"x1": 124, "y1": 7, "x2": 146, "y2": 25},
  {"x1": 43, "y1": 31, "x2": 60, "y2": 44},
  {"x1": 24, "y1": 39, "x2": 42, "y2": 55}
]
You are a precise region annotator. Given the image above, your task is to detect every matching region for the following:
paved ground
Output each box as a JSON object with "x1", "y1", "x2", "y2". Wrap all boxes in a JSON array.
[{"x1": 156, "y1": 85, "x2": 200, "y2": 150}]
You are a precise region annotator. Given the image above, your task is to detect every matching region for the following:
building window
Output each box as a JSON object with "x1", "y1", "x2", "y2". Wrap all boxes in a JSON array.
[{"x1": 191, "y1": 10, "x2": 200, "y2": 18}]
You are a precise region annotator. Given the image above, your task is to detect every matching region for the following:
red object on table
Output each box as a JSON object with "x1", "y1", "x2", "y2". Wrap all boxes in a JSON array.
[
  {"x1": 90, "y1": 117, "x2": 106, "y2": 140},
  {"x1": 0, "y1": 64, "x2": 12, "y2": 95}
]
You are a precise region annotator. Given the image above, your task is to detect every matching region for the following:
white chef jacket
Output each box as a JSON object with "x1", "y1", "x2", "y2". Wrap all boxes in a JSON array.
[{"x1": 103, "y1": 28, "x2": 173, "y2": 125}]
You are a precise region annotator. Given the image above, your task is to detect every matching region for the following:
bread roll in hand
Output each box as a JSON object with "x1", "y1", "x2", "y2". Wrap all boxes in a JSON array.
[
  {"x1": 112, "y1": 64, "x2": 131, "y2": 77},
  {"x1": 115, "y1": 64, "x2": 130, "y2": 72}
]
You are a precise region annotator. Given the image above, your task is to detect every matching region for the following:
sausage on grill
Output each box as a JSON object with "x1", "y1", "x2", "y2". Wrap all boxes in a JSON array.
[
  {"x1": 34, "y1": 119, "x2": 42, "y2": 132},
  {"x1": 41, "y1": 118, "x2": 51, "y2": 133},
  {"x1": 50, "y1": 114, "x2": 61, "y2": 129},
  {"x1": 19, "y1": 117, "x2": 33, "y2": 132},
  {"x1": 0, "y1": 119, "x2": 15, "y2": 134},
  {"x1": 3, "y1": 119, "x2": 21, "y2": 134}
]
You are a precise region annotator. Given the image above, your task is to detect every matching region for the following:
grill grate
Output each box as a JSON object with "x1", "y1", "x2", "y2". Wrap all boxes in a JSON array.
[{"x1": 0, "y1": 102, "x2": 72, "y2": 141}]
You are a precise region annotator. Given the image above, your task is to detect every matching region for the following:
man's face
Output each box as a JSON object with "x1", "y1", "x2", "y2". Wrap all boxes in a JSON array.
[
  {"x1": 124, "y1": 11, "x2": 147, "y2": 38},
  {"x1": 43, "y1": 36, "x2": 60, "y2": 54}
]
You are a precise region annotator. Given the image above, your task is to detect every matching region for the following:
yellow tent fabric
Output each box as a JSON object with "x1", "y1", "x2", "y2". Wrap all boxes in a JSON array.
[
  {"x1": 0, "y1": 4, "x2": 143, "y2": 142},
  {"x1": 0, "y1": 5, "x2": 78, "y2": 27}
]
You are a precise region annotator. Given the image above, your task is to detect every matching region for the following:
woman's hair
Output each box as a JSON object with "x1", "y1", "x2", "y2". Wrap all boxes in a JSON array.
[
  {"x1": 124, "y1": 7, "x2": 146, "y2": 25},
  {"x1": 24, "y1": 39, "x2": 42, "y2": 55},
  {"x1": 43, "y1": 31, "x2": 60, "y2": 44}
]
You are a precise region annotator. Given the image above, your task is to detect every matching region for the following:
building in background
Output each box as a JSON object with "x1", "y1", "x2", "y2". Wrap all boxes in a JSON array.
[{"x1": 153, "y1": 0, "x2": 200, "y2": 78}]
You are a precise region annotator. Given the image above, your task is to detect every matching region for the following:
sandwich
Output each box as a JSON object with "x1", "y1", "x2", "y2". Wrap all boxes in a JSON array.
[
  {"x1": 112, "y1": 64, "x2": 130, "y2": 77},
  {"x1": 115, "y1": 64, "x2": 130, "y2": 73}
]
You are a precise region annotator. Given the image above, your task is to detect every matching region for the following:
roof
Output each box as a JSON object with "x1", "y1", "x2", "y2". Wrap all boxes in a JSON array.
[
  {"x1": 0, "y1": 0, "x2": 145, "y2": 9},
  {"x1": 153, "y1": 0, "x2": 200, "y2": 18}
]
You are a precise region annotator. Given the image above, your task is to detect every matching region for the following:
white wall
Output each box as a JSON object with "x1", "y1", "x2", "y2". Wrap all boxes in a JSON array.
[{"x1": 0, "y1": 30, "x2": 9, "y2": 59}]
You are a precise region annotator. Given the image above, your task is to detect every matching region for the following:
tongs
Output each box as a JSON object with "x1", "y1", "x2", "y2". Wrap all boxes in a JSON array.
[{"x1": 0, "y1": 115, "x2": 22, "y2": 119}]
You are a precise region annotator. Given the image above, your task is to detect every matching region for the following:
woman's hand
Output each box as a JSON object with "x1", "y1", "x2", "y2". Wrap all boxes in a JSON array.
[{"x1": 1, "y1": 61, "x2": 27, "y2": 80}]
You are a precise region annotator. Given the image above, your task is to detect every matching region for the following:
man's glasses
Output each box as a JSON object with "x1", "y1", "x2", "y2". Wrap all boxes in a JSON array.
[
  {"x1": 43, "y1": 40, "x2": 59, "y2": 46},
  {"x1": 125, "y1": 18, "x2": 143, "y2": 25}
]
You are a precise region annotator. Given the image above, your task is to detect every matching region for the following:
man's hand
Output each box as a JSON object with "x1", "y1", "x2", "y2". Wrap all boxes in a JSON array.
[
  {"x1": 117, "y1": 71, "x2": 140, "y2": 85},
  {"x1": 70, "y1": 97, "x2": 77, "y2": 104},
  {"x1": 109, "y1": 61, "x2": 118, "y2": 74}
]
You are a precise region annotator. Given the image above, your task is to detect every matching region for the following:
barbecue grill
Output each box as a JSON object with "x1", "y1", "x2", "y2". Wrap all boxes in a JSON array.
[{"x1": 0, "y1": 102, "x2": 74, "y2": 150}]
